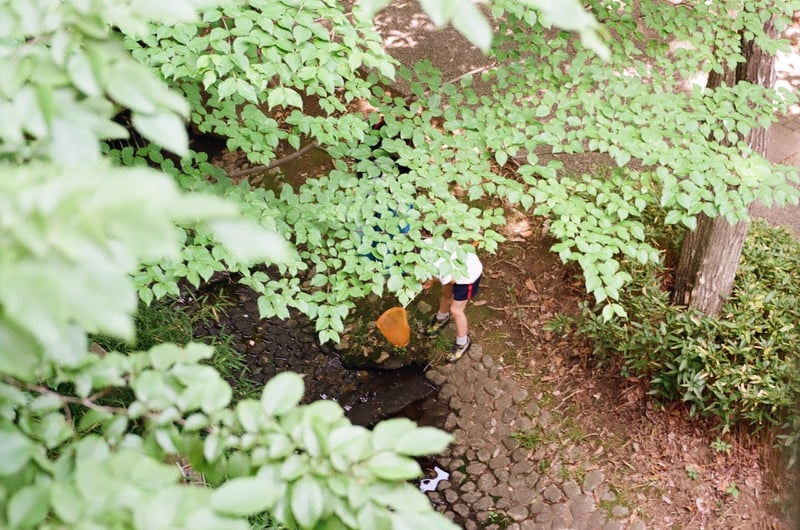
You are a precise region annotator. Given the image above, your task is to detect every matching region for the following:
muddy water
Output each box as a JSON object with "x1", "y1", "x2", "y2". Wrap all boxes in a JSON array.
[{"x1": 192, "y1": 278, "x2": 439, "y2": 427}]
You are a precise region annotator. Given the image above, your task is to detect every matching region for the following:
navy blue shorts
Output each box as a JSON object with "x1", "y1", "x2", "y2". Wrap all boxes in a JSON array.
[{"x1": 453, "y1": 275, "x2": 481, "y2": 301}]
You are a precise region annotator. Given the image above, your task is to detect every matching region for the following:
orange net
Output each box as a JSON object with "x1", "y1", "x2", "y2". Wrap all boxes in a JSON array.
[{"x1": 376, "y1": 306, "x2": 410, "y2": 347}]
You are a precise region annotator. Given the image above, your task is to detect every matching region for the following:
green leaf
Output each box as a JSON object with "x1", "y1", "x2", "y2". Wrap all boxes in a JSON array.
[
  {"x1": 218, "y1": 78, "x2": 237, "y2": 99},
  {"x1": 134, "y1": 0, "x2": 199, "y2": 24},
  {"x1": 367, "y1": 452, "x2": 421, "y2": 480},
  {"x1": 267, "y1": 87, "x2": 285, "y2": 109},
  {"x1": 106, "y1": 62, "x2": 158, "y2": 113},
  {"x1": 329, "y1": 425, "x2": 371, "y2": 464},
  {"x1": 131, "y1": 111, "x2": 188, "y2": 157},
  {"x1": 418, "y1": 0, "x2": 457, "y2": 27},
  {"x1": 664, "y1": 210, "x2": 682, "y2": 225},
  {"x1": 532, "y1": 0, "x2": 598, "y2": 31},
  {"x1": 67, "y1": 52, "x2": 100, "y2": 97},
  {"x1": 261, "y1": 371, "x2": 304, "y2": 416},
  {"x1": 394, "y1": 427, "x2": 452, "y2": 456},
  {"x1": 236, "y1": 399, "x2": 264, "y2": 432},
  {"x1": 614, "y1": 150, "x2": 631, "y2": 167},
  {"x1": 293, "y1": 26, "x2": 312, "y2": 43},
  {"x1": 8, "y1": 483, "x2": 49, "y2": 528},
  {"x1": 207, "y1": 219, "x2": 292, "y2": 264},
  {"x1": 284, "y1": 87, "x2": 304, "y2": 109},
  {"x1": 357, "y1": 0, "x2": 392, "y2": 17},
  {"x1": 0, "y1": 430, "x2": 34, "y2": 475},
  {"x1": 235, "y1": 79, "x2": 258, "y2": 103},
  {"x1": 391, "y1": 511, "x2": 460, "y2": 530},
  {"x1": 149, "y1": 342, "x2": 214, "y2": 370},
  {"x1": 371, "y1": 418, "x2": 417, "y2": 451},
  {"x1": 450, "y1": 0, "x2": 493, "y2": 53},
  {"x1": 629, "y1": 224, "x2": 645, "y2": 241},
  {"x1": 290, "y1": 476, "x2": 325, "y2": 528},
  {"x1": 50, "y1": 483, "x2": 84, "y2": 523},
  {"x1": 211, "y1": 476, "x2": 282, "y2": 516}
]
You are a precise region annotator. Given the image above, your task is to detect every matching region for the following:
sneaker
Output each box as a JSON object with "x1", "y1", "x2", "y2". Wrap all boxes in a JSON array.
[
  {"x1": 446, "y1": 337, "x2": 471, "y2": 362},
  {"x1": 426, "y1": 313, "x2": 450, "y2": 336}
]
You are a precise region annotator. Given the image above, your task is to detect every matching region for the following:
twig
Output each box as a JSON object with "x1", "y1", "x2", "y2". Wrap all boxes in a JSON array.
[
  {"x1": 403, "y1": 61, "x2": 499, "y2": 104},
  {"x1": 520, "y1": 321, "x2": 538, "y2": 337},
  {"x1": 1, "y1": 376, "x2": 195, "y2": 428},
  {"x1": 227, "y1": 141, "x2": 321, "y2": 178},
  {"x1": 554, "y1": 388, "x2": 583, "y2": 411},
  {"x1": 488, "y1": 304, "x2": 542, "y2": 310}
]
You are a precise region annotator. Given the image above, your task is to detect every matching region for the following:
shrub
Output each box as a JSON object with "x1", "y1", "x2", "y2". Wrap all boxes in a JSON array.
[{"x1": 563, "y1": 220, "x2": 800, "y2": 463}]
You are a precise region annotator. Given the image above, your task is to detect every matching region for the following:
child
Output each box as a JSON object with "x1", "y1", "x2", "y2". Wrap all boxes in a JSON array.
[{"x1": 422, "y1": 239, "x2": 483, "y2": 362}]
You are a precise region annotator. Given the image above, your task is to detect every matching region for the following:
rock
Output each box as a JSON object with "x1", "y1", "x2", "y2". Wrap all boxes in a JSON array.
[
  {"x1": 507, "y1": 505, "x2": 529, "y2": 522},
  {"x1": 611, "y1": 505, "x2": 629, "y2": 518},
  {"x1": 511, "y1": 447, "x2": 530, "y2": 462},
  {"x1": 453, "y1": 503, "x2": 470, "y2": 518},
  {"x1": 416, "y1": 300, "x2": 433, "y2": 314},
  {"x1": 571, "y1": 495, "x2": 596, "y2": 517},
  {"x1": 510, "y1": 488, "x2": 536, "y2": 505},
  {"x1": 477, "y1": 472, "x2": 497, "y2": 493},
  {"x1": 562, "y1": 481, "x2": 581, "y2": 499},
  {"x1": 488, "y1": 455, "x2": 511, "y2": 470},
  {"x1": 510, "y1": 460, "x2": 533, "y2": 475},
  {"x1": 543, "y1": 484, "x2": 563, "y2": 503},
  {"x1": 628, "y1": 518, "x2": 646, "y2": 530},
  {"x1": 466, "y1": 462, "x2": 488, "y2": 475},
  {"x1": 462, "y1": 491, "x2": 483, "y2": 504},
  {"x1": 582, "y1": 470, "x2": 605, "y2": 493}
]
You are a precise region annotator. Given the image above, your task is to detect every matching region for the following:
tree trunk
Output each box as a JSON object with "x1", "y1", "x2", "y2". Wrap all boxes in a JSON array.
[{"x1": 671, "y1": 19, "x2": 776, "y2": 315}]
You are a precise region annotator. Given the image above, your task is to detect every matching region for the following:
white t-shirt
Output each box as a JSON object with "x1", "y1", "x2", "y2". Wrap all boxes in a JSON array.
[{"x1": 427, "y1": 239, "x2": 483, "y2": 285}]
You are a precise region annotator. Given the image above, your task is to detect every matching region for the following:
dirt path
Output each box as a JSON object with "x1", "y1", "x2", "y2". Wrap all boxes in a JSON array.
[{"x1": 371, "y1": 4, "x2": 798, "y2": 529}]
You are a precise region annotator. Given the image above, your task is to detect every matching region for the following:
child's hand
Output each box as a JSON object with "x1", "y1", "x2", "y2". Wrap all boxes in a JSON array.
[{"x1": 422, "y1": 279, "x2": 435, "y2": 291}]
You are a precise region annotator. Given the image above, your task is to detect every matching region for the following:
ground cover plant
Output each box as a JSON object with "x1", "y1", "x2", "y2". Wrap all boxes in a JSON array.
[{"x1": 563, "y1": 220, "x2": 800, "y2": 468}]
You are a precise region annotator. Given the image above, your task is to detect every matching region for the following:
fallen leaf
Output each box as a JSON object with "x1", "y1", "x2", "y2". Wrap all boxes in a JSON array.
[
  {"x1": 473, "y1": 300, "x2": 487, "y2": 306},
  {"x1": 524, "y1": 278, "x2": 536, "y2": 291}
]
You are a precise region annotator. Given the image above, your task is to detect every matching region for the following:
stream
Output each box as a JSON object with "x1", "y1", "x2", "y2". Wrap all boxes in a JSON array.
[{"x1": 191, "y1": 278, "x2": 445, "y2": 428}]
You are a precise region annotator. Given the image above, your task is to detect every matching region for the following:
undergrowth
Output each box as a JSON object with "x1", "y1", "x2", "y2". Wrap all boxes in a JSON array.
[
  {"x1": 551, "y1": 220, "x2": 800, "y2": 467},
  {"x1": 93, "y1": 295, "x2": 259, "y2": 401}
]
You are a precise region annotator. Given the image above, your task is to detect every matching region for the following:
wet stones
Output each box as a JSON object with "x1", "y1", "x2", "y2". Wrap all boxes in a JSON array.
[{"x1": 421, "y1": 344, "x2": 639, "y2": 529}]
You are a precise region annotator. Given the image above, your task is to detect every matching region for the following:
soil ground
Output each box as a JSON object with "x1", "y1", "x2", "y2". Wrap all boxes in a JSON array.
[{"x1": 459, "y1": 212, "x2": 796, "y2": 529}]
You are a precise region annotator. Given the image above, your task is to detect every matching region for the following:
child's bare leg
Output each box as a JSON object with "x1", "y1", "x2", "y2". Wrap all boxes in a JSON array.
[
  {"x1": 450, "y1": 299, "x2": 468, "y2": 339},
  {"x1": 438, "y1": 283, "x2": 454, "y2": 315}
]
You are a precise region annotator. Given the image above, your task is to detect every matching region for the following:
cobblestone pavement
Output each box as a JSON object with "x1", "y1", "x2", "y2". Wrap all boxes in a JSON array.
[
  {"x1": 751, "y1": 45, "x2": 800, "y2": 235},
  {"x1": 421, "y1": 345, "x2": 645, "y2": 530},
  {"x1": 752, "y1": 111, "x2": 800, "y2": 236}
]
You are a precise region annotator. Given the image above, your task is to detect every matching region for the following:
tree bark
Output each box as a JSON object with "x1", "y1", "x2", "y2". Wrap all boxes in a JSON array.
[{"x1": 671, "y1": 19, "x2": 776, "y2": 315}]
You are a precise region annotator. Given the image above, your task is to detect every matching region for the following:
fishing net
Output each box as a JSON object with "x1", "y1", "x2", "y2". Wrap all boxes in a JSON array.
[{"x1": 376, "y1": 306, "x2": 410, "y2": 347}]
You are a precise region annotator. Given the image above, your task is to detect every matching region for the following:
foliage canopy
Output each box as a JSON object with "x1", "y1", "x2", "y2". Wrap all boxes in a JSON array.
[
  {"x1": 118, "y1": 0, "x2": 799, "y2": 333},
  {"x1": 2, "y1": 0, "x2": 800, "y2": 527}
]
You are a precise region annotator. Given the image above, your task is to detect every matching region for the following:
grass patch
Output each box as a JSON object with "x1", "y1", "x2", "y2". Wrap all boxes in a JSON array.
[{"x1": 93, "y1": 295, "x2": 259, "y2": 401}]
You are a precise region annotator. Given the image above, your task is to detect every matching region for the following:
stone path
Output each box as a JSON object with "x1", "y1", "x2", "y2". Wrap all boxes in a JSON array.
[
  {"x1": 422, "y1": 345, "x2": 644, "y2": 530},
  {"x1": 753, "y1": 110, "x2": 800, "y2": 236}
]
